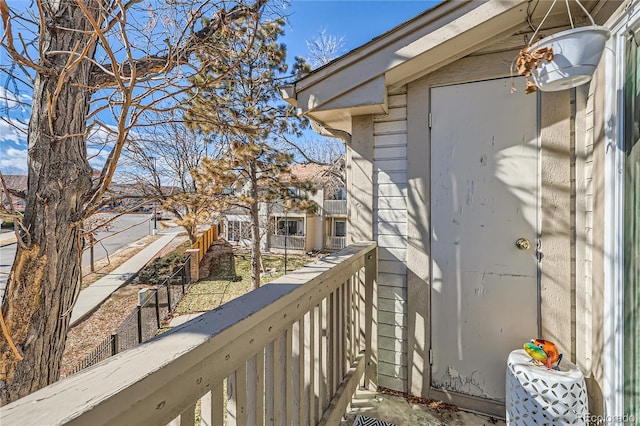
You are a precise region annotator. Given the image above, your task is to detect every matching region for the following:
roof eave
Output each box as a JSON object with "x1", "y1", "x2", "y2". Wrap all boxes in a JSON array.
[{"x1": 288, "y1": 0, "x2": 531, "y2": 132}]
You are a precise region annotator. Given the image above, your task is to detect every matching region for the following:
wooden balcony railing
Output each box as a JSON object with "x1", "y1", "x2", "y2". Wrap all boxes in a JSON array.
[
  {"x1": 323, "y1": 200, "x2": 347, "y2": 216},
  {"x1": 1, "y1": 243, "x2": 378, "y2": 426},
  {"x1": 269, "y1": 234, "x2": 306, "y2": 250},
  {"x1": 325, "y1": 236, "x2": 347, "y2": 251}
]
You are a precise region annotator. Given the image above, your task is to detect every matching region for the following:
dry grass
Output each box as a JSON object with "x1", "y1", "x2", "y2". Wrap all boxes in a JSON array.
[
  {"x1": 60, "y1": 284, "x2": 148, "y2": 377},
  {"x1": 62, "y1": 239, "x2": 315, "y2": 381},
  {"x1": 61, "y1": 234, "x2": 189, "y2": 377},
  {"x1": 173, "y1": 252, "x2": 313, "y2": 316}
]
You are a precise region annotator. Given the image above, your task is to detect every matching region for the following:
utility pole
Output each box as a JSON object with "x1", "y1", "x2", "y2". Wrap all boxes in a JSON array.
[{"x1": 150, "y1": 156, "x2": 158, "y2": 235}]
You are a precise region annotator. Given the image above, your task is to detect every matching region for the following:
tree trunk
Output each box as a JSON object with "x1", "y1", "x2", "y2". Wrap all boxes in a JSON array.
[
  {"x1": 0, "y1": 0, "x2": 97, "y2": 405},
  {"x1": 249, "y1": 163, "x2": 261, "y2": 290},
  {"x1": 187, "y1": 223, "x2": 198, "y2": 245}
]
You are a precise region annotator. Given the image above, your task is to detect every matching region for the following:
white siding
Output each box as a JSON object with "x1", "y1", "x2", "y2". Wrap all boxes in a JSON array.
[{"x1": 373, "y1": 88, "x2": 408, "y2": 390}]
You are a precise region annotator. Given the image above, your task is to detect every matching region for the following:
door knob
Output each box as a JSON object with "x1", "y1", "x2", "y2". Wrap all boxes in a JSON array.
[{"x1": 515, "y1": 238, "x2": 531, "y2": 251}]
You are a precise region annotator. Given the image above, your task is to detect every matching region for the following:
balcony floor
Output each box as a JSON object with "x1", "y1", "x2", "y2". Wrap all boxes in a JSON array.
[{"x1": 341, "y1": 388, "x2": 506, "y2": 426}]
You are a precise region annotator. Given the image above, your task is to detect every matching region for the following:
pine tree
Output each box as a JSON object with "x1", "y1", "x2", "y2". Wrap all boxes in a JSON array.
[{"x1": 187, "y1": 16, "x2": 311, "y2": 289}]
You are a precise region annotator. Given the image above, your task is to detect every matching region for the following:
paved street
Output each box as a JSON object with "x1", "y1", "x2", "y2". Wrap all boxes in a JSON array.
[
  {"x1": 0, "y1": 214, "x2": 160, "y2": 300},
  {"x1": 81, "y1": 213, "x2": 155, "y2": 268}
]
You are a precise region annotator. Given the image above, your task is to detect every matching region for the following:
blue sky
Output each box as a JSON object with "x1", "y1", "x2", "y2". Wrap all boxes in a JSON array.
[
  {"x1": 283, "y1": 1, "x2": 439, "y2": 61},
  {"x1": 0, "y1": 1, "x2": 440, "y2": 175}
]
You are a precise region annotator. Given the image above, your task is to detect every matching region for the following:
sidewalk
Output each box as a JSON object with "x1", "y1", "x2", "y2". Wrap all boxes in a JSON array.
[
  {"x1": 0, "y1": 231, "x2": 17, "y2": 247},
  {"x1": 70, "y1": 232, "x2": 180, "y2": 326}
]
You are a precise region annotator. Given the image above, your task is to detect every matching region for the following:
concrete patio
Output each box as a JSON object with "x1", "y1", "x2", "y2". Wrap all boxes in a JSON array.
[{"x1": 342, "y1": 388, "x2": 505, "y2": 426}]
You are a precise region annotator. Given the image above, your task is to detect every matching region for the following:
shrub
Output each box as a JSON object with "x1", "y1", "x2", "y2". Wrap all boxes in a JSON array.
[{"x1": 137, "y1": 251, "x2": 187, "y2": 284}]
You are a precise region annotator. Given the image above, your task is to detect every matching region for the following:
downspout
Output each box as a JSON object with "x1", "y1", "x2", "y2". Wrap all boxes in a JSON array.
[
  {"x1": 280, "y1": 85, "x2": 353, "y2": 144},
  {"x1": 308, "y1": 119, "x2": 352, "y2": 145}
]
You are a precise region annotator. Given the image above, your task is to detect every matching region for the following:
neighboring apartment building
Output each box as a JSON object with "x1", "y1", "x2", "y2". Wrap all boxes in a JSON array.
[{"x1": 223, "y1": 162, "x2": 347, "y2": 253}]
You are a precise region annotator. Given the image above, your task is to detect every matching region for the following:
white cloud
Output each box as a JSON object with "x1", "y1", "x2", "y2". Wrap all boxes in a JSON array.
[
  {"x1": 0, "y1": 87, "x2": 31, "y2": 113},
  {"x1": 87, "y1": 146, "x2": 111, "y2": 169},
  {"x1": 0, "y1": 118, "x2": 27, "y2": 144},
  {"x1": 0, "y1": 147, "x2": 27, "y2": 174},
  {"x1": 0, "y1": 87, "x2": 19, "y2": 109}
]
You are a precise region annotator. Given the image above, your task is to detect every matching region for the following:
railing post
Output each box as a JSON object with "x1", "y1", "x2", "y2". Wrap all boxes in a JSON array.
[
  {"x1": 166, "y1": 281, "x2": 173, "y2": 313},
  {"x1": 155, "y1": 291, "x2": 161, "y2": 329},
  {"x1": 137, "y1": 307, "x2": 143, "y2": 344},
  {"x1": 364, "y1": 246, "x2": 378, "y2": 390},
  {"x1": 185, "y1": 257, "x2": 192, "y2": 284},
  {"x1": 111, "y1": 333, "x2": 119, "y2": 355}
]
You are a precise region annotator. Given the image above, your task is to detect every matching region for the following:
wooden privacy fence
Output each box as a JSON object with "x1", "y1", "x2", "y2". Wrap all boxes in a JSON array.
[
  {"x1": 2, "y1": 242, "x2": 378, "y2": 425},
  {"x1": 192, "y1": 226, "x2": 218, "y2": 263}
]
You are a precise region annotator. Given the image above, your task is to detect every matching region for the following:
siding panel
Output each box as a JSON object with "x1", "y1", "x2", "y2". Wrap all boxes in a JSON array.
[
  {"x1": 378, "y1": 273, "x2": 406, "y2": 288},
  {"x1": 379, "y1": 361, "x2": 407, "y2": 380},
  {"x1": 376, "y1": 159, "x2": 407, "y2": 171},
  {"x1": 378, "y1": 336, "x2": 404, "y2": 353},
  {"x1": 375, "y1": 134, "x2": 407, "y2": 148},
  {"x1": 375, "y1": 183, "x2": 407, "y2": 198},
  {"x1": 373, "y1": 87, "x2": 409, "y2": 392},
  {"x1": 378, "y1": 323, "x2": 407, "y2": 340},
  {"x1": 374, "y1": 121, "x2": 408, "y2": 135},
  {"x1": 378, "y1": 260, "x2": 407, "y2": 275},
  {"x1": 376, "y1": 171, "x2": 408, "y2": 185},
  {"x1": 379, "y1": 248, "x2": 407, "y2": 262},
  {"x1": 375, "y1": 107, "x2": 407, "y2": 122},
  {"x1": 379, "y1": 374, "x2": 407, "y2": 393},
  {"x1": 388, "y1": 94, "x2": 407, "y2": 108},
  {"x1": 376, "y1": 210, "x2": 407, "y2": 224},
  {"x1": 379, "y1": 285, "x2": 407, "y2": 300},
  {"x1": 379, "y1": 311, "x2": 406, "y2": 327},
  {"x1": 376, "y1": 221, "x2": 407, "y2": 236},
  {"x1": 374, "y1": 146, "x2": 407, "y2": 160},
  {"x1": 377, "y1": 196, "x2": 406, "y2": 210},
  {"x1": 378, "y1": 348, "x2": 407, "y2": 365},
  {"x1": 377, "y1": 235, "x2": 407, "y2": 249},
  {"x1": 378, "y1": 296, "x2": 406, "y2": 313}
]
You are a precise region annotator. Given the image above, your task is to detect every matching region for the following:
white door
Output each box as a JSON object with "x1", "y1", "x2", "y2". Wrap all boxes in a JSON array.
[{"x1": 430, "y1": 78, "x2": 539, "y2": 402}]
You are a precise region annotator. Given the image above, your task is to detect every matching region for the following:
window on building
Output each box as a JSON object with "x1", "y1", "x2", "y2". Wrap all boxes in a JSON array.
[
  {"x1": 228, "y1": 220, "x2": 240, "y2": 242},
  {"x1": 288, "y1": 187, "x2": 301, "y2": 197},
  {"x1": 327, "y1": 186, "x2": 346, "y2": 200},
  {"x1": 334, "y1": 220, "x2": 346, "y2": 237},
  {"x1": 277, "y1": 218, "x2": 301, "y2": 236},
  {"x1": 227, "y1": 220, "x2": 250, "y2": 242}
]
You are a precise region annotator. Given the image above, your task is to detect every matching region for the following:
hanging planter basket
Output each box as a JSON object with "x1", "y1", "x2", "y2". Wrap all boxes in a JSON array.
[
  {"x1": 529, "y1": 25, "x2": 610, "y2": 91},
  {"x1": 514, "y1": 0, "x2": 610, "y2": 93}
]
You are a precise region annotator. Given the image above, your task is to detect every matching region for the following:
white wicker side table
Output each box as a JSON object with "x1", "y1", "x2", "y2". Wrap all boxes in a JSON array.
[{"x1": 506, "y1": 349, "x2": 588, "y2": 425}]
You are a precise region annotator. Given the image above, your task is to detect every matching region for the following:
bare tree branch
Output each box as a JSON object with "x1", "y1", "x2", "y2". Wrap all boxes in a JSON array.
[{"x1": 89, "y1": 0, "x2": 268, "y2": 88}]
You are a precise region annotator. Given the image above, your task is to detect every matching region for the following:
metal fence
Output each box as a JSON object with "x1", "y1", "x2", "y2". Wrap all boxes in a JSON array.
[{"x1": 70, "y1": 257, "x2": 192, "y2": 375}]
